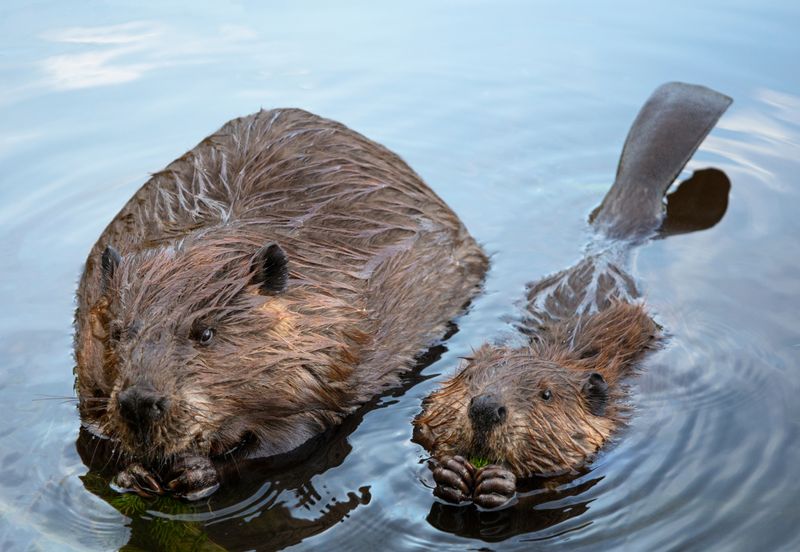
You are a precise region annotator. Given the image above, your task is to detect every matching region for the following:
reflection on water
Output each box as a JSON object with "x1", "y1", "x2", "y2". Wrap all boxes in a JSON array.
[
  {"x1": 659, "y1": 169, "x2": 730, "y2": 237},
  {"x1": 77, "y1": 424, "x2": 373, "y2": 551},
  {"x1": 38, "y1": 21, "x2": 262, "y2": 91},
  {"x1": 74, "y1": 361, "x2": 440, "y2": 551},
  {"x1": 1, "y1": 1, "x2": 799, "y2": 550}
]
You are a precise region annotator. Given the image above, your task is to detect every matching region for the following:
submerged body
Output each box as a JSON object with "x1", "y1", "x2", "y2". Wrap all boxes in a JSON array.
[
  {"x1": 74, "y1": 109, "x2": 487, "y2": 498},
  {"x1": 413, "y1": 83, "x2": 732, "y2": 508}
]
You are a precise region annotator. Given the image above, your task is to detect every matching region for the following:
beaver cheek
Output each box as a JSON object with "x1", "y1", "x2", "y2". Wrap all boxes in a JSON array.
[{"x1": 412, "y1": 422, "x2": 435, "y2": 449}]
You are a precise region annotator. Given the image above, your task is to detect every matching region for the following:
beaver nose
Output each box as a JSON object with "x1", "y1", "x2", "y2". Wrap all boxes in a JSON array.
[
  {"x1": 118, "y1": 384, "x2": 169, "y2": 429},
  {"x1": 469, "y1": 393, "x2": 507, "y2": 430}
]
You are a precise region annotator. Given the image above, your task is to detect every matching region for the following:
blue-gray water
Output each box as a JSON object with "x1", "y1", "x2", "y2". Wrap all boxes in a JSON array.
[{"x1": 1, "y1": 1, "x2": 799, "y2": 550}]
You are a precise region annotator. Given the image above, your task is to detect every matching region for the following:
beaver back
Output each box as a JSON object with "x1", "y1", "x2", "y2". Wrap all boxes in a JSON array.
[{"x1": 74, "y1": 109, "x2": 487, "y2": 461}]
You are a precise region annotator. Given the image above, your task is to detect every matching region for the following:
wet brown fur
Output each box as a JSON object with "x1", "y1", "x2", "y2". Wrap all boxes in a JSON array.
[
  {"x1": 414, "y1": 82, "x2": 732, "y2": 508},
  {"x1": 74, "y1": 109, "x2": 487, "y2": 466},
  {"x1": 415, "y1": 81, "x2": 729, "y2": 490},
  {"x1": 415, "y1": 300, "x2": 657, "y2": 477}
]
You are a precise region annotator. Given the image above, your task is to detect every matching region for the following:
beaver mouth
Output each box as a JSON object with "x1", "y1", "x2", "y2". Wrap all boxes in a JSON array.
[
  {"x1": 81, "y1": 420, "x2": 111, "y2": 440},
  {"x1": 468, "y1": 456, "x2": 494, "y2": 469}
]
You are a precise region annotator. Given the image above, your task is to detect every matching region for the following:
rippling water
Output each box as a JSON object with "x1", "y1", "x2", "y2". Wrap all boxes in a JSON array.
[{"x1": 1, "y1": 1, "x2": 799, "y2": 550}]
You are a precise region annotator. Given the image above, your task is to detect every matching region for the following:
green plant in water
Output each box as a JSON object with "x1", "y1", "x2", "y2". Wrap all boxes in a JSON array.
[
  {"x1": 470, "y1": 457, "x2": 491, "y2": 469},
  {"x1": 80, "y1": 473, "x2": 226, "y2": 552}
]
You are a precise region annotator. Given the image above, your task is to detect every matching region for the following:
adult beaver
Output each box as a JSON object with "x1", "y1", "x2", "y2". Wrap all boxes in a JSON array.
[
  {"x1": 74, "y1": 109, "x2": 487, "y2": 499},
  {"x1": 413, "y1": 82, "x2": 732, "y2": 509}
]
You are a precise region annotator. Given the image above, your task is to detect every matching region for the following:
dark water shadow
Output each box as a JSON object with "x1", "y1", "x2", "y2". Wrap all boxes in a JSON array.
[
  {"x1": 426, "y1": 470, "x2": 602, "y2": 542},
  {"x1": 659, "y1": 168, "x2": 731, "y2": 238}
]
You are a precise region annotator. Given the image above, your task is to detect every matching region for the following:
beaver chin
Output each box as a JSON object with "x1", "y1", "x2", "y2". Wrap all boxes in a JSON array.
[
  {"x1": 109, "y1": 399, "x2": 211, "y2": 464},
  {"x1": 208, "y1": 431, "x2": 254, "y2": 458},
  {"x1": 115, "y1": 427, "x2": 208, "y2": 464},
  {"x1": 207, "y1": 413, "x2": 326, "y2": 461}
]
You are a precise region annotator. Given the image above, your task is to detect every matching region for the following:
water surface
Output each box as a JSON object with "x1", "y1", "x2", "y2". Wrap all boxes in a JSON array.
[{"x1": 1, "y1": 1, "x2": 799, "y2": 550}]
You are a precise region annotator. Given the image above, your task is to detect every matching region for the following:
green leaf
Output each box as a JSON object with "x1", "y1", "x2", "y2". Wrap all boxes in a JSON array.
[{"x1": 470, "y1": 457, "x2": 490, "y2": 469}]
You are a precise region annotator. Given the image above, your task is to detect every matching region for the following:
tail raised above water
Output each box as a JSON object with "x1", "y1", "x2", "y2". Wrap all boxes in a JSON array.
[{"x1": 590, "y1": 82, "x2": 732, "y2": 240}]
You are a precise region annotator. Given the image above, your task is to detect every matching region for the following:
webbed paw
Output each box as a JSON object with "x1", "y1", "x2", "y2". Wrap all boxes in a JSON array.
[
  {"x1": 473, "y1": 464, "x2": 516, "y2": 509},
  {"x1": 166, "y1": 454, "x2": 219, "y2": 501},
  {"x1": 112, "y1": 462, "x2": 163, "y2": 498},
  {"x1": 432, "y1": 455, "x2": 475, "y2": 504}
]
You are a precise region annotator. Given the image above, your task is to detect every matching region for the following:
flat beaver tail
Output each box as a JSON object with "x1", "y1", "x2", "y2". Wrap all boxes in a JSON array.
[{"x1": 590, "y1": 82, "x2": 732, "y2": 241}]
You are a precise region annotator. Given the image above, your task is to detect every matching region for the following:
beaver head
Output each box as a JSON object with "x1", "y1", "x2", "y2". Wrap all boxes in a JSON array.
[
  {"x1": 76, "y1": 227, "x2": 369, "y2": 464},
  {"x1": 413, "y1": 302, "x2": 657, "y2": 477}
]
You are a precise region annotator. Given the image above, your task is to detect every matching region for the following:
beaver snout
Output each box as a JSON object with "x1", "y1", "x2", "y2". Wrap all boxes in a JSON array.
[
  {"x1": 469, "y1": 393, "x2": 507, "y2": 431},
  {"x1": 118, "y1": 383, "x2": 170, "y2": 430}
]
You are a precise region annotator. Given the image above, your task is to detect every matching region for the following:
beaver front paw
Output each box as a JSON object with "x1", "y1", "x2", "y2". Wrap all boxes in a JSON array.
[
  {"x1": 112, "y1": 463, "x2": 163, "y2": 498},
  {"x1": 166, "y1": 454, "x2": 220, "y2": 501},
  {"x1": 432, "y1": 455, "x2": 476, "y2": 504},
  {"x1": 473, "y1": 464, "x2": 516, "y2": 509}
]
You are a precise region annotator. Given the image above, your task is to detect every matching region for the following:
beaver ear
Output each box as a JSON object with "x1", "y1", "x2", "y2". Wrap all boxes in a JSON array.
[
  {"x1": 582, "y1": 372, "x2": 609, "y2": 416},
  {"x1": 251, "y1": 243, "x2": 289, "y2": 294},
  {"x1": 100, "y1": 245, "x2": 122, "y2": 291},
  {"x1": 411, "y1": 419, "x2": 435, "y2": 449}
]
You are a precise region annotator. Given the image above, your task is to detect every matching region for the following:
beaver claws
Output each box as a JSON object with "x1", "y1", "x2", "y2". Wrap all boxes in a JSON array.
[
  {"x1": 473, "y1": 464, "x2": 516, "y2": 509},
  {"x1": 432, "y1": 456, "x2": 516, "y2": 509},
  {"x1": 112, "y1": 463, "x2": 163, "y2": 498},
  {"x1": 432, "y1": 455, "x2": 475, "y2": 503},
  {"x1": 166, "y1": 454, "x2": 220, "y2": 501}
]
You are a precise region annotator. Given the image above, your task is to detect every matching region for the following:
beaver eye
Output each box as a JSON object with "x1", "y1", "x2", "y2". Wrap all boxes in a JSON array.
[
  {"x1": 540, "y1": 389, "x2": 552, "y2": 401},
  {"x1": 198, "y1": 328, "x2": 215, "y2": 345}
]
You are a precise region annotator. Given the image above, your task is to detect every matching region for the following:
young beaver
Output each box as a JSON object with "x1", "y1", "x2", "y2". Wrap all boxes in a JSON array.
[
  {"x1": 413, "y1": 82, "x2": 732, "y2": 509},
  {"x1": 74, "y1": 109, "x2": 487, "y2": 500}
]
